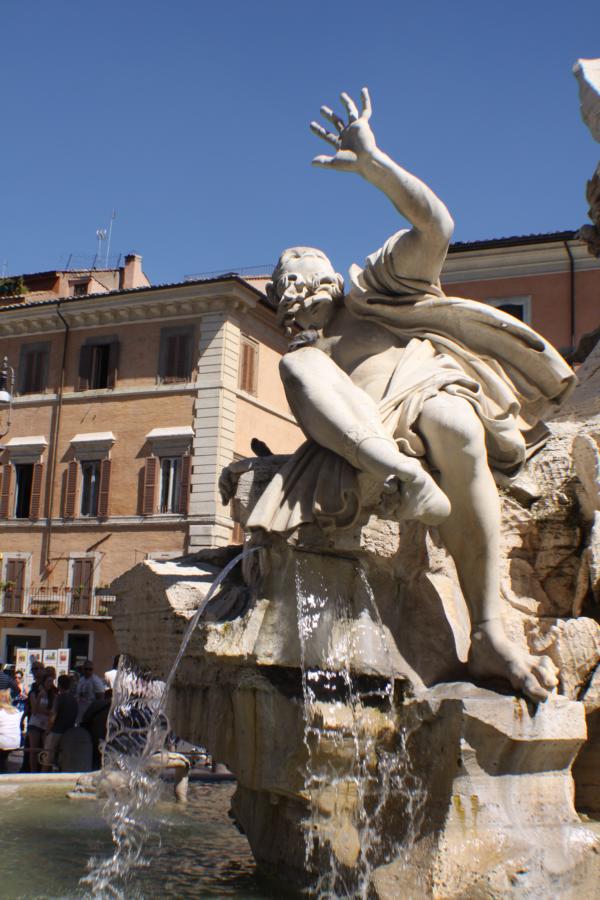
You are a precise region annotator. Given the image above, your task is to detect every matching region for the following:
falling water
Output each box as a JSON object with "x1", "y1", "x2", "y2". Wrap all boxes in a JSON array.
[
  {"x1": 81, "y1": 545, "x2": 261, "y2": 899},
  {"x1": 295, "y1": 557, "x2": 426, "y2": 899}
]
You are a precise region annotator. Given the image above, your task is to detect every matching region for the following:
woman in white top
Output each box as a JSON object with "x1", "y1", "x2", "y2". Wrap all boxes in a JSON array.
[{"x1": 0, "y1": 689, "x2": 22, "y2": 773}]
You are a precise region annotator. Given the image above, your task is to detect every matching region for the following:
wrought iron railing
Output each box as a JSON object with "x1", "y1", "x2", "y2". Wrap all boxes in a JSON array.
[{"x1": 0, "y1": 588, "x2": 116, "y2": 617}]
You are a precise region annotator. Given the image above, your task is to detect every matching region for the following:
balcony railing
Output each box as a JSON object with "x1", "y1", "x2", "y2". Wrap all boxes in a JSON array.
[{"x1": 0, "y1": 588, "x2": 116, "y2": 618}]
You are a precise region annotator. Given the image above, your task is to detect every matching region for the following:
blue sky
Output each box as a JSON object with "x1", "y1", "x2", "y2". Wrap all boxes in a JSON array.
[{"x1": 1, "y1": 1, "x2": 598, "y2": 285}]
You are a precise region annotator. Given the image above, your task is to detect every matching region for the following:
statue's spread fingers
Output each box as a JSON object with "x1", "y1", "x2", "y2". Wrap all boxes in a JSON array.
[
  {"x1": 340, "y1": 92, "x2": 359, "y2": 122},
  {"x1": 311, "y1": 154, "x2": 336, "y2": 167},
  {"x1": 320, "y1": 105, "x2": 344, "y2": 132},
  {"x1": 361, "y1": 87, "x2": 372, "y2": 120},
  {"x1": 310, "y1": 121, "x2": 340, "y2": 148}
]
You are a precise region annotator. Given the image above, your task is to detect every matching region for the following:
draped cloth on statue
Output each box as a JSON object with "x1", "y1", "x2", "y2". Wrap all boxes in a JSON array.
[{"x1": 246, "y1": 231, "x2": 576, "y2": 534}]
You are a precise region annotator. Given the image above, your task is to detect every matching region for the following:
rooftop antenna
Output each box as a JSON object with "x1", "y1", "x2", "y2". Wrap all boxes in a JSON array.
[
  {"x1": 96, "y1": 229, "x2": 107, "y2": 268},
  {"x1": 105, "y1": 209, "x2": 116, "y2": 268}
]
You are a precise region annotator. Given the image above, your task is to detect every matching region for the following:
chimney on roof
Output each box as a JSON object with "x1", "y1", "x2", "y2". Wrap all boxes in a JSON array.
[{"x1": 121, "y1": 254, "x2": 146, "y2": 290}]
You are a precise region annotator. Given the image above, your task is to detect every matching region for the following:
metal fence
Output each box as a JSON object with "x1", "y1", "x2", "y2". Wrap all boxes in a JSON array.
[{"x1": 0, "y1": 589, "x2": 116, "y2": 617}]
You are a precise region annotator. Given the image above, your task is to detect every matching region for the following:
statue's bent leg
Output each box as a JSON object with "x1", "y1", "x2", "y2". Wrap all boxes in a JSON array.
[
  {"x1": 280, "y1": 347, "x2": 450, "y2": 524},
  {"x1": 418, "y1": 393, "x2": 558, "y2": 702}
]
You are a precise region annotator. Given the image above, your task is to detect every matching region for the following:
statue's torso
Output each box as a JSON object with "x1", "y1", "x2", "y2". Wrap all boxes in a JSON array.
[{"x1": 320, "y1": 305, "x2": 409, "y2": 402}]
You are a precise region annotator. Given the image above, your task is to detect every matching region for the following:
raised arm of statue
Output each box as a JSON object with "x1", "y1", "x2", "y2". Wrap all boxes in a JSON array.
[{"x1": 311, "y1": 89, "x2": 454, "y2": 285}]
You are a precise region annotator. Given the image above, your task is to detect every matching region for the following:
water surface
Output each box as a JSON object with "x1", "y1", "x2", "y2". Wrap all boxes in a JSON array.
[{"x1": 0, "y1": 781, "x2": 274, "y2": 899}]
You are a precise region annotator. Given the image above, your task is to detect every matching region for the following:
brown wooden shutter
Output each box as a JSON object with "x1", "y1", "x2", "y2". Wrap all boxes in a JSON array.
[
  {"x1": 71, "y1": 558, "x2": 94, "y2": 615},
  {"x1": 106, "y1": 341, "x2": 119, "y2": 388},
  {"x1": 29, "y1": 462, "x2": 44, "y2": 520},
  {"x1": 179, "y1": 455, "x2": 192, "y2": 514},
  {"x1": 142, "y1": 456, "x2": 158, "y2": 515},
  {"x1": 78, "y1": 345, "x2": 93, "y2": 391},
  {"x1": 5, "y1": 559, "x2": 25, "y2": 613},
  {"x1": 0, "y1": 465, "x2": 12, "y2": 518},
  {"x1": 239, "y1": 338, "x2": 258, "y2": 394},
  {"x1": 97, "y1": 459, "x2": 112, "y2": 518},
  {"x1": 64, "y1": 460, "x2": 78, "y2": 517}
]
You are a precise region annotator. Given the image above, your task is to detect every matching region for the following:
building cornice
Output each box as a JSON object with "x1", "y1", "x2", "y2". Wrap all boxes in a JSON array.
[
  {"x1": 12, "y1": 382, "x2": 199, "y2": 407},
  {"x1": 0, "y1": 281, "x2": 259, "y2": 338},
  {"x1": 0, "y1": 515, "x2": 189, "y2": 528},
  {"x1": 442, "y1": 239, "x2": 600, "y2": 284}
]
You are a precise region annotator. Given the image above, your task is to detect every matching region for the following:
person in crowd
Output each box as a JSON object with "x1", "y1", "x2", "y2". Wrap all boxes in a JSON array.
[
  {"x1": 75, "y1": 660, "x2": 105, "y2": 723},
  {"x1": 27, "y1": 669, "x2": 56, "y2": 773},
  {"x1": 13, "y1": 670, "x2": 27, "y2": 746},
  {"x1": 104, "y1": 655, "x2": 120, "y2": 691},
  {"x1": 81, "y1": 688, "x2": 112, "y2": 770},
  {"x1": 0, "y1": 665, "x2": 18, "y2": 700},
  {"x1": 20, "y1": 660, "x2": 45, "y2": 773},
  {"x1": 0, "y1": 688, "x2": 21, "y2": 773},
  {"x1": 12, "y1": 670, "x2": 26, "y2": 711},
  {"x1": 42, "y1": 674, "x2": 78, "y2": 772}
]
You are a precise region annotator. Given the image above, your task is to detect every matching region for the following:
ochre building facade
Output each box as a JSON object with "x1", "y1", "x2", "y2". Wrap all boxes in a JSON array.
[{"x1": 0, "y1": 264, "x2": 301, "y2": 669}]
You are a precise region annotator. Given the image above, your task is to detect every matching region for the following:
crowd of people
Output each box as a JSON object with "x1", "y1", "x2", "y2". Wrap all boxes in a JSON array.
[{"x1": 0, "y1": 656, "x2": 116, "y2": 773}]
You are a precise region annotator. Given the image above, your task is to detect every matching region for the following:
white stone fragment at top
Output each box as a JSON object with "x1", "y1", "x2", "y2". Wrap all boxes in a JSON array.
[{"x1": 574, "y1": 58, "x2": 600, "y2": 143}]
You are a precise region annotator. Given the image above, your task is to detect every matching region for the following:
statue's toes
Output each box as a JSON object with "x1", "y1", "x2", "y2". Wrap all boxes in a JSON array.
[
  {"x1": 400, "y1": 475, "x2": 451, "y2": 526},
  {"x1": 521, "y1": 672, "x2": 550, "y2": 703},
  {"x1": 531, "y1": 654, "x2": 559, "y2": 691}
]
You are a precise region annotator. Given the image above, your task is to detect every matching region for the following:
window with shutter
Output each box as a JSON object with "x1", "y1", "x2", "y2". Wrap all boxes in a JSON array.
[
  {"x1": 18, "y1": 342, "x2": 50, "y2": 395},
  {"x1": 78, "y1": 339, "x2": 119, "y2": 390},
  {"x1": 97, "y1": 459, "x2": 111, "y2": 518},
  {"x1": 0, "y1": 465, "x2": 11, "y2": 518},
  {"x1": 3, "y1": 559, "x2": 26, "y2": 614},
  {"x1": 64, "y1": 460, "x2": 78, "y2": 518},
  {"x1": 29, "y1": 463, "x2": 44, "y2": 520},
  {"x1": 239, "y1": 336, "x2": 258, "y2": 395},
  {"x1": 158, "y1": 328, "x2": 194, "y2": 383},
  {"x1": 78, "y1": 344, "x2": 93, "y2": 391},
  {"x1": 159, "y1": 457, "x2": 182, "y2": 513},
  {"x1": 142, "y1": 456, "x2": 158, "y2": 515},
  {"x1": 179, "y1": 455, "x2": 191, "y2": 514},
  {"x1": 14, "y1": 463, "x2": 34, "y2": 519},
  {"x1": 71, "y1": 558, "x2": 94, "y2": 615},
  {"x1": 80, "y1": 460, "x2": 101, "y2": 516}
]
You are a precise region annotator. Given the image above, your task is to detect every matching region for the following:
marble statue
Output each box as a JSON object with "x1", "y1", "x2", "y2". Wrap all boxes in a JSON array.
[
  {"x1": 246, "y1": 89, "x2": 575, "y2": 703},
  {"x1": 112, "y1": 83, "x2": 600, "y2": 898},
  {"x1": 574, "y1": 58, "x2": 600, "y2": 257}
]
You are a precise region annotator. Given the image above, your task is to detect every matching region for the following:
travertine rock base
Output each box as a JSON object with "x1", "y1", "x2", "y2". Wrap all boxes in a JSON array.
[{"x1": 113, "y1": 553, "x2": 600, "y2": 898}]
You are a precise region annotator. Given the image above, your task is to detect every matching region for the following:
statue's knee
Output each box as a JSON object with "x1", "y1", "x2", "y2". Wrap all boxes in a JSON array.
[
  {"x1": 421, "y1": 397, "x2": 485, "y2": 457},
  {"x1": 279, "y1": 352, "x2": 304, "y2": 387},
  {"x1": 280, "y1": 347, "x2": 326, "y2": 388}
]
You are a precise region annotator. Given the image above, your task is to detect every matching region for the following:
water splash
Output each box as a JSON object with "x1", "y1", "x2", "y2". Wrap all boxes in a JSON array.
[
  {"x1": 295, "y1": 557, "x2": 426, "y2": 899},
  {"x1": 81, "y1": 545, "x2": 261, "y2": 898}
]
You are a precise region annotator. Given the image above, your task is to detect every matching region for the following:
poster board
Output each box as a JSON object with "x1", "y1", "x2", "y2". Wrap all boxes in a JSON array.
[
  {"x1": 43, "y1": 649, "x2": 58, "y2": 671},
  {"x1": 57, "y1": 648, "x2": 70, "y2": 676},
  {"x1": 25, "y1": 648, "x2": 43, "y2": 689}
]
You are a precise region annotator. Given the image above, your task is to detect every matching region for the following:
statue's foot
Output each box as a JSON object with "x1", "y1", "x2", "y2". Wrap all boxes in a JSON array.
[
  {"x1": 469, "y1": 620, "x2": 558, "y2": 703},
  {"x1": 385, "y1": 469, "x2": 451, "y2": 526}
]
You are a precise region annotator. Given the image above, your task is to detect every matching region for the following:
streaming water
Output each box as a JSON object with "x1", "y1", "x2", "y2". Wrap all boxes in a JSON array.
[
  {"x1": 81, "y1": 545, "x2": 261, "y2": 899},
  {"x1": 295, "y1": 557, "x2": 426, "y2": 900}
]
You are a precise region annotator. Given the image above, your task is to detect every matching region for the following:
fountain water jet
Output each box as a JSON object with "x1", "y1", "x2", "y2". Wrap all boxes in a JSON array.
[{"x1": 81, "y1": 546, "x2": 260, "y2": 898}]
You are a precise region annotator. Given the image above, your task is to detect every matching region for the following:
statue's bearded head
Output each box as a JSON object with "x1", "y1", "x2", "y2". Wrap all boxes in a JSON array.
[{"x1": 266, "y1": 247, "x2": 344, "y2": 334}]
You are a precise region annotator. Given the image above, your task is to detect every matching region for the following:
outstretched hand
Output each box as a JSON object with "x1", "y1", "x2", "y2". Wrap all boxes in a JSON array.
[{"x1": 310, "y1": 88, "x2": 378, "y2": 173}]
